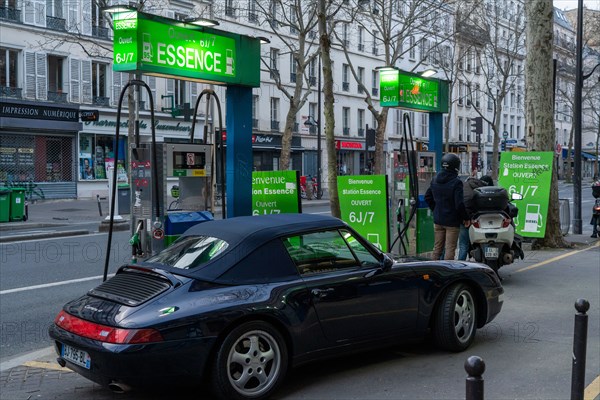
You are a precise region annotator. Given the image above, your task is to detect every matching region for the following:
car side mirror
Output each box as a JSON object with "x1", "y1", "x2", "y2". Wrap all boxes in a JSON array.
[
  {"x1": 511, "y1": 193, "x2": 523, "y2": 200},
  {"x1": 382, "y1": 254, "x2": 394, "y2": 270}
]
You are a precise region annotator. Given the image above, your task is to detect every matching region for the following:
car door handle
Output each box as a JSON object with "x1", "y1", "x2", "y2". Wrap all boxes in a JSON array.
[{"x1": 311, "y1": 288, "x2": 334, "y2": 298}]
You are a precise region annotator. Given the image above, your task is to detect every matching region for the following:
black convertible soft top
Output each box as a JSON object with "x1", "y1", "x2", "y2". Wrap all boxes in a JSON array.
[{"x1": 146, "y1": 214, "x2": 349, "y2": 282}]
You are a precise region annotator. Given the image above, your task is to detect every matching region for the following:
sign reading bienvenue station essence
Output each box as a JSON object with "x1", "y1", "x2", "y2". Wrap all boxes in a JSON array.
[
  {"x1": 252, "y1": 171, "x2": 301, "y2": 215},
  {"x1": 498, "y1": 152, "x2": 554, "y2": 238},
  {"x1": 112, "y1": 10, "x2": 260, "y2": 87},
  {"x1": 338, "y1": 175, "x2": 389, "y2": 251},
  {"x1": 379, "y1": 69, "x2": 449, "y2": 113}
]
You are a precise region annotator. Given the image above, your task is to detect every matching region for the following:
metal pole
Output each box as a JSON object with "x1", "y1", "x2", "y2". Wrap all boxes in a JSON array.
[
  {"x1": 465, "y1": 356, "x2": 485, "y2": 400},
  {"x1": 573, "y1": 0, "x2": 584, "y2": 234},
  {"x1": 317, "y1": 55, "x2": 322, "y2": 199},
  {"x1": 570, "y1": 299, "x2": 589, "y2": 400}
]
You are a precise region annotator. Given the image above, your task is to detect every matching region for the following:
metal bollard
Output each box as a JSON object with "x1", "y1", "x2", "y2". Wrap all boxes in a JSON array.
[
  {"x1": 97, "y1": 194, "x2": 103, "y2": 217},
  {"x1": 571, "y1": 298, "x2": 590, "y2": 400},
  {"x1": 465, "y1": 355, "x2": 485, "y2": 400}
]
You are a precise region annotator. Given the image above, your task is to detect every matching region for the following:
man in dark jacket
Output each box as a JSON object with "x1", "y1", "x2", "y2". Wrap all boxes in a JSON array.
[
  {"x1": 457, "y1": 175, "x2": 494, "y2": 260},
  {"x1": 425, "y1": 153, "x2": 468, "y2": 260}
]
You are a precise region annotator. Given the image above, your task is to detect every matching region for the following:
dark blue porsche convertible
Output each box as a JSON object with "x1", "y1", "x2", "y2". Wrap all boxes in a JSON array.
[{"x1": 49, "y1": 213, "x2": 503, "y2": 400}]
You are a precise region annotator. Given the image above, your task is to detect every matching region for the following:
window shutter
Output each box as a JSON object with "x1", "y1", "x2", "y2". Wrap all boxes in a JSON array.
[
  {"x1": 68, "y1": 0, "x2": 79, "y2": 32},
  {"x1": 35, "y1": 53, "x2": 47, "y2": 100},
  {"x1": 112, "y1": 70, "x2": 123, "y2": 106},
  {"x1": 34, "y1": 0, "x2": 46, "y2": 27},
  {"x1": 82, "y1": 0, "x2": 92, "y2": 35},
  {"x1": 23, "y1": 0, "x2": 35, "y2": 24},
  {"x1": 148, "y1": 76, "x2": 156, "y2": 110},
  {"x1": 190, "y1": 82, "x2": 198, "y2": 110},
  {"x1": 70, "y1": 58, "x2": 81, "y2": 103},
  {"x1": 24, "y1": 51, "x2": 36, "y2": 99},
  {"x1": 81, "y1": 60, "x2": 92, "y2": 103}
]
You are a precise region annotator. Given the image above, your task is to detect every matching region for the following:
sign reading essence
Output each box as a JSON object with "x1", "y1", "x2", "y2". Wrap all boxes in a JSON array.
[
  {"x1": 379, "y1": 69, "x2": 449, "y2": 113},
  {"x1": 252, "y1": 171, "x2": 301, "y2": 215},
  {"x1": 337, "y1": 175, "x2": 389, "y2": 251},
  {"x1": 112, "y1": 11, "x2": 260, "y2": 87}
]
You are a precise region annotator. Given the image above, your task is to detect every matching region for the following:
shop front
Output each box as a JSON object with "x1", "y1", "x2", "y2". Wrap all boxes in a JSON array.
[
  {"x1": 0, "y1": 100, "x2": 81, "y2": 199},
  {"x1": 251, "y1": 133, "x2": 303, "y2": 171},
  {"x1": 77, "y1": 111, "x2": 194, "y2": 198}
]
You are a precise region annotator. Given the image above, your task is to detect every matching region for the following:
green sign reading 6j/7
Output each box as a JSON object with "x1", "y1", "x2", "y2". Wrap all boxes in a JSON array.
[
  {"x1": 498, "y1": 151, "x2": 554, "y2": 238},
  {"x1": 338, "y1": 175, "x2": 389, "y2": 251},
  {"x1": 252, "y1": 171, "x2": 301, "y2": 215}
]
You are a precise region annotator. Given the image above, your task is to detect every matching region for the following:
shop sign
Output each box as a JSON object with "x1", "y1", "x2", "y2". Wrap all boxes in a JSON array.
[
  {"x1": 112, "y1": 11, "x2": 260, "y2": 87},
  {"x1": 336, "y1": 141, "x2": 364, "y2": 150},
  {"x1": 83, "y1": 118, "x2": 191, "y2": 134},
  {"x1": 0, "y1": 101, "x2": 79, "y2": 121},
  {"x1": 252, "y1": 171, "x2": 300, "y2": 215},
  {"x1": 498, "y1": 152, "x2": 554, "y2": 238},
  {"x1": 379, "y1": 69, "x2": 448, "y2": 113},
  {"x1": 337, "y1": 175, "x2": 389, "y2": 251}
]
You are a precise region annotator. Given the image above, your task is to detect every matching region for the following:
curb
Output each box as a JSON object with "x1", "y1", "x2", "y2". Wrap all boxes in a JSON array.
[
  {"x1": 0, "y1": 229, "x2": 90, "y2": 243},
  {"x1": 0, "y1": 222, "x2": 68, "y2": 232}
]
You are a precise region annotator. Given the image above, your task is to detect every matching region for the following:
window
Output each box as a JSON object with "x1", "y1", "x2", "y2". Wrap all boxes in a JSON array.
[
  {"x1": 516, "y1": 117, "x2": 522, "y2": 139},
  {"x1": 358, "y1": 109, "x2": 365, "y2": 136},
  {"x1": 91, "y1": 62, "x2": 107, "y2": 105},
  {"x1": 225, "y1": 0, "x2": 237, "y2": 17},
  {"x1": 466, "y1": 118, "x2": 471, "y2": 142},
  {"x1": 252, "y1": 95, "x2": 259, "y2": 129},
  {"x1": 458, "y1": 46, "x2": 464, "y2": 70},
  {"x1": 290, "y1": 5, "x2": 298, "y2": 34},
  {"x1": 421, "y1": 113, "x2": 428, "y2": 138},
  {"x1": 0, "y1": 48, "x2": 19, "y2": 97},
  {"x1": 475, "y1": 84, "x2": 481, "y2": 108},
  {"x1": 342, "y1": 23, "x2": 349, "y2": 46},
  {"x1": 458, "y1": 81, "x2": 464, "y2": 106},
  {"x1": 372, "y1": 31, "x2": 378, "y2": 55},
  {"x1": 409, "y1": 36, "x2": 416, "y2": 59},
  {"x1": 248, "y1": 0, "x2": 258, "y2": 23},
  {"x1": 78, "y1": 133, "x2": 127, "y2": 181},
  {"x1": 358, "y1": 67, "x2": 364, "y2": 93},
  {"x1": 342, "y1": 107, "x2": 350, "y2": 135},
  {"x1": 309, "y1": 102, "x2": 317, "y2": 134},
  {"x1": 270, "y1": 48, "x2": 279, "y2": 79},
  {"x1": 371, "y1": 70, "x2": 379, "y2": 96},
  {"x1": 270, "y1": 97, "x2": 280, "y2": 131},
  {"x1": 458, "y1": 117, "x2": 464, "y2": 141},
  {"x1": 342, "y1": 64, "x2": 349, "y2": 91},
  {"x1": 290, "y1": 53, "x2": 297, "y2": 83},
  {"x1": 47, "y1": 55, "x2": 65, "y2": 99},
  {"x1": 358, "y1": 27, "x2": 365, "y2": 51},
  {"x1": 394, "y1": 109, "x2": 402, "y2": 135},
  {"x1": 475, "y1": 50, "x2": 481, "y2": 74},
  {"x1": 282, "y1": 229, "x2": 379, "y2": 276},
  {"x1": 309, "y1": 58, "x2": 317, "y2": 86},
  {"x1": 147, "y1": 235, "x2": 229, "y2": 270}
]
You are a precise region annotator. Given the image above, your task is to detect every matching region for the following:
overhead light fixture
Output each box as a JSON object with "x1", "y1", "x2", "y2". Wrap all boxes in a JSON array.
[
  {"x1": 374, "y1": 66, "x2": 399, "y2": 71},
  {"x1": 101, "y1": 4, "x2": 137, "y2": 14},
  {"x1": 420, "y1": 68, "x2": 437, "y2": 77},
  {"x1": 184, "y1": 17, "x2": 219, "y2": 27},
  {"x1": 255, "y1": 36, "x2": 271, "y2": 44}
]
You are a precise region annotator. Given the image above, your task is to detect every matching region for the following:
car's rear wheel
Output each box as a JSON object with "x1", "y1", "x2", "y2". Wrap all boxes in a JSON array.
[
  {"x1": 433, "y1": 283, "x2": 477, "y2": 352},
  {"x1": 211, "y1": 321, "x2": 288, "y2": 400}
]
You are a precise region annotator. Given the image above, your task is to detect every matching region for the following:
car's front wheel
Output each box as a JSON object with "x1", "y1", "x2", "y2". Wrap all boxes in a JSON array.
[
  {"x1": 433, "y1": 283, "x2": 477, "y2": 352},
  {"x1": 211, "y1": 321, "x2": 288, "y2": 400}
]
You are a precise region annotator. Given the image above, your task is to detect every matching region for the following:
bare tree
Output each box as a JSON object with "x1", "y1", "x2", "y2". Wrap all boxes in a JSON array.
[
  {"x1": 525, "y1": 0, "x2": 568, "y2": 248},
  {"x1": 333, "y1": 0, "x2": 456, "y2": 175}
]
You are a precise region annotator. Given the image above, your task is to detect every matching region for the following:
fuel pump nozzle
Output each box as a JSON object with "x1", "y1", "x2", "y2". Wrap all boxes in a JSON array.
[{"x1": 129, "y1": 220, "x2": 144, "y2": 263}]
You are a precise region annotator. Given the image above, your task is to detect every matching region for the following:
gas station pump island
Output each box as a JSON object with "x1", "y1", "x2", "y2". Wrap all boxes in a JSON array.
[
  {"x1": 105, "y1": 10, "x2": 262, "y2": 264},
  {"x1": 379, "y1": 68, "x2": 450, "y2": 256}
]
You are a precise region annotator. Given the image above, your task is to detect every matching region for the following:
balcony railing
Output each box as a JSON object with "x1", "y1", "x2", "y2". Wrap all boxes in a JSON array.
[
  {"x1": 342, "y1": 82, "x2": 349, "y2": 91},
  {"x1": 252, "y1": 118, "x2": 259, "y2": 129},
  {"x1": 358, "y1": 128, "x2": 365, "y2": 136},
  {"x1": 93, "y1": 96, "x2": 110, "y2": 107},
  {"x1": 48, "y1": 91, "x2": 68, "y2": 103},
  {"x1": 343, "y1": 127, "x2": 350, "y2": 135},
  {"x1": 46, "y1": 15, "x2": 66, "y2": 31},
  {"x1": 309, "y1": 126, "x2": 317, "y2": 134},
  {"x1": 271, "y1": 120, "x2": 280, "y2": 131},
  {"x1": 0, "y1": 86, "x2": 23, "y2": 99},
  {"x1": 372, "y1": 47, "x2": 378, "y2": 56},
  {"x1": 309, "y1": 76, "x2": 316, "y2": 86},
  {"x1": 290, "y1": 72, "x2": 296, "y2": 83},
  {"x1": 225, "y1": 6, "x2": 237, "y2": 18},
  {"x1": 371, "y1": 88, "x2": 378, "y2": 96},
  {"x1": 248, "y1": 12, "x2": 258, "y2": 23},
  {"x1": 293, "y1": 122, "x2": 299, "y2": 133},
  {"x1": 92, "y1": 25, "x2": 109, "y2": 39},
  {"x1": 0, "y1": 6, "x2": 21, "y2": 22}
]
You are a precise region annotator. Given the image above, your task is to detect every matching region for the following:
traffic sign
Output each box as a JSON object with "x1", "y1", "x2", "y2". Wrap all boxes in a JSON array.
[
  {"x1": 506, "y1": 139, "x2": 518, "y2": 145},
  {"x1": 502, "y1": 131, "x2": 509, "y2": 139}
]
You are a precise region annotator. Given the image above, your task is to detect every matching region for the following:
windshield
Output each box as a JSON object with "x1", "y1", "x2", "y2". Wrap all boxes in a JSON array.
[{"x1": 146, "y1": 235, "x2": 229, "y2": 269}]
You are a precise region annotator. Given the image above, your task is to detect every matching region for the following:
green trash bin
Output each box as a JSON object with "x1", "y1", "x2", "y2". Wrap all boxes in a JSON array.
[
  {"x1": 9, "y1": 187, "x2": 26, "y2": 221},
  {"x1": 0, "y1": 188, "x2": 11, "y2": 223}
]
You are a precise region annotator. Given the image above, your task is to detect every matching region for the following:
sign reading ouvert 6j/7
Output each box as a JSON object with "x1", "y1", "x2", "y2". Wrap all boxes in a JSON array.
[{"x1": 112, "y1": 11, "x2": 260, "y2": 87}]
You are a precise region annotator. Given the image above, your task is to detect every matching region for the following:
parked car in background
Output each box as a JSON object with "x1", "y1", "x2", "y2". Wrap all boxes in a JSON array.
[{"x1": 49, "y1": 213, "x2": 503, "y2": 400}]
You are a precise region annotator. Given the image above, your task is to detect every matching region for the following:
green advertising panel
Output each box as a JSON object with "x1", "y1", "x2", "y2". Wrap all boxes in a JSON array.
[
  {"x1": 379, "y1": 69, "x2": 449, "y2": 113},
  {"x1": 252, "y1": 171, "x2": 301, "y2": 215},
  {"x1": 112, "y1": 11, "x2": 260, "y2": 87},
  {"x1": 338, "y1": 175, "x2": 389, "y2": 251},
  {"x1": 498, "y1": 152, "x2": 554, "y2": 238}
]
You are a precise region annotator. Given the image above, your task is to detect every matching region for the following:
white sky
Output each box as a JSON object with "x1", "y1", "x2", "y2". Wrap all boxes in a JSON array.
[{"x1": 553, "y1": 0, "x2": 600, "y2": 10}]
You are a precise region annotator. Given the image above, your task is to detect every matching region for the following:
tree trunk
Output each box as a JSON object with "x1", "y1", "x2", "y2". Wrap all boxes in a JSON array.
[
  {"x1": 280, "y1": 102, "x2": 299, "y2": 170},
  {"x1": 490, "y1": 102, "x2": 503, "y2": 180},
  {"x1": 525, "y1": 0, "x2": 569, "y2": 248},
  {"x1": 566, "y1": 125, "x2": 574, "y2": 182},
  {"x1": 373, "y1": 108, "x2": 388, "y2": 175},
  {"x1": 319, "y1": 0, "x2": 340, "y2": 218}
]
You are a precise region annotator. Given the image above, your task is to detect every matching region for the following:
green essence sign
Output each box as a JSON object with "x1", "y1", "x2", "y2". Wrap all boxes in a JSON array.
[
  {"x1": 498, "y1": 152, "x2": 554, "y2": 238},
  {"x1": 338, "y1": 175, "x2": 389, "y2": 251},
  {"x1": 112, "y1": 11, "x2": 260, "y2": 87},
  {"x1": 252, "y1": 171, "x2": 301, "y2": 215},
  {"x1": 379, "y1": 69, "x2": 448, "y2": 113}
]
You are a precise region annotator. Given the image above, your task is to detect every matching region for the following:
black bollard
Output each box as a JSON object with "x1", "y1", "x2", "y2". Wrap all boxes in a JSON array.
[
  {"x1": 97, "y1": 194, "x2": 103, "y2": 217},
  {"x1": 571, "y1": 298, "x2": 590, "y2": 400},
  {"x1": 465, "y1": 355, "x2": 485, "y2": 400}
]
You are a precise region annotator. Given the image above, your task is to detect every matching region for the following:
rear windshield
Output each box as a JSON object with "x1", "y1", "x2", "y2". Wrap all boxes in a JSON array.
[{"x1": 146, "y1": 235, "x2": 229, "y2": 269}]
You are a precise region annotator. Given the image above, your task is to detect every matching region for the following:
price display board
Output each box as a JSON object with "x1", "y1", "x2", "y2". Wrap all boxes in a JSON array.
[
  {"x1": 252, "y1": 171, "x2": 301, "y2": 215},
  {"x1": 338, "y1": 175, "x2": 389, "y2": 251},
  {"x1": 498, "y1": 152, "x2": 553, "y2": 238}
]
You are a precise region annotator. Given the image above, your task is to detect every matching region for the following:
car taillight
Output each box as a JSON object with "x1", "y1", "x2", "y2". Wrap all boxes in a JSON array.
[
  {"x1": 472, "y1": 220, "x2": 480, "y2": 228},
  {"x1": 54, "y1": 310, "x2": 163, "y2": 344},
  {"x1": 501, "y1": 218, "x2": 511, "y2": 228}
]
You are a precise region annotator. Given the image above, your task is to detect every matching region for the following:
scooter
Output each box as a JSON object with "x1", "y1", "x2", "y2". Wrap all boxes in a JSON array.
[{"x1": 468, "y1": 187, "x2": 524, "y2": 274}]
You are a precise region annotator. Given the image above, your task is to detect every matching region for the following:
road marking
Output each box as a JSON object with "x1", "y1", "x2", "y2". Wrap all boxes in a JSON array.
[
  {"x1": 0, "y1": 232, "x2": 105, "y2": 244},
  {"x1": 585, "y1": 375, "x2": 600, "y2": 400},
  {"x1": 23, "y1": 360, "x2": 70, "y2": 372},
  {"x1": 0, "y1": 274, "x2": 114, "y2": 295},
  {"x1": 515, "y1": 242, "x2": 600, "y2": 273}
]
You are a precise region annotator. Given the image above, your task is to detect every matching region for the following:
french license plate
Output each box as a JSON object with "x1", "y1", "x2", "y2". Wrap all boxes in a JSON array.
[
  {"x1": 484, "y1": 246, "x2": 499, "y2": 259},
  {"x1": 61, "y1": 343, "x2": 91, "y2": 369}
]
